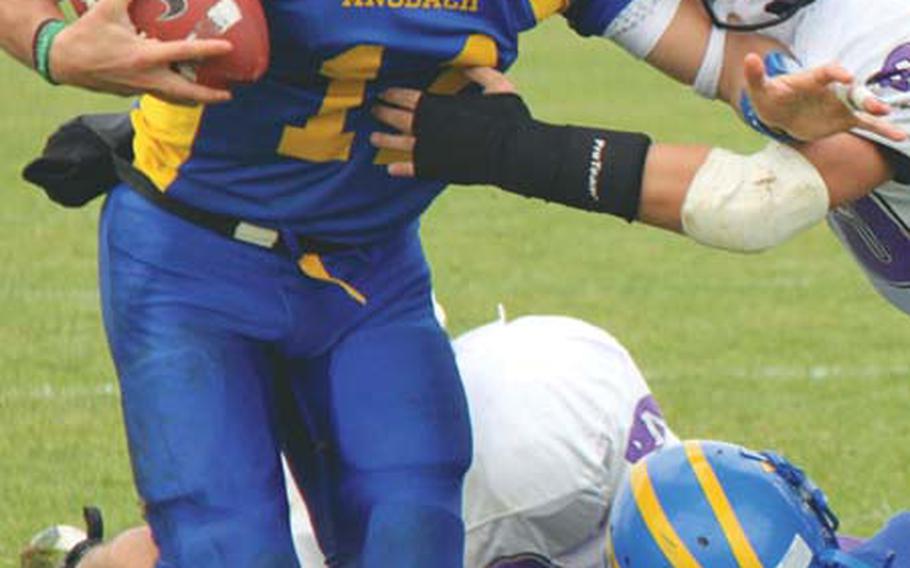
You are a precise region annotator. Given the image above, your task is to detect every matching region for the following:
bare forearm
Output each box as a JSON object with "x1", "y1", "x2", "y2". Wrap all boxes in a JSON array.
[
  {"x1": 798, "y1": 135, "x2": 894, "y2": 207},
  {"x1": 644, "y1": 0, "x2": 711, "y2": 86},
  {"x1": 636, "y1": 134, "x2": 893, "y2": 242},
  {"x1": 643, "y1": 0, "x2": 786, "y2": 105},
  {"x1": 638, "y1": 144, "x2": 712, "y2": 232},
  {"x1": 80, "y1": 527, "x2": 158, "y2": 568},
  {"x1": 0, "y1": 0, "x2": 65, "y2": 68},
  {"x1": 716, "y1": 33, "x2": 782, "y2": 105}
]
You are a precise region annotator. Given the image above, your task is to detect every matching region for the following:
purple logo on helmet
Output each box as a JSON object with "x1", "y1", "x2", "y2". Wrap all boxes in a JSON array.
[
  {"x1": 625, "y1": 395, "x2": 669, "y2": 464},
  {"x1": 868, "y1": 43, "x2": 910, "y2": 93}
]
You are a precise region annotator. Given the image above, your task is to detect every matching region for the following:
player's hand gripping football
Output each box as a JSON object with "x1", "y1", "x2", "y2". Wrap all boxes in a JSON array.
[
  {"x1": 371, "y1": 67, "x2": 516, "y2": 177},
  {"x1": 744, "y1": 53, "x2": 908, "y2": 142},
  {"x1": 51, "y1": 0, "x2": 234, "y2": 103}
]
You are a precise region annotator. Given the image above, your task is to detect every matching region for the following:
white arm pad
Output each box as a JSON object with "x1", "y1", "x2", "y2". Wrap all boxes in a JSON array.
[
  {"x1": 604, "y1": 0, "x2": 683, "y2": 59},
  {"x1": 681, "y1": 142, "x2": 830, "y2": 252},
  {"x1": 693, "y1": 26, "x2": 726, "y2": 99}
]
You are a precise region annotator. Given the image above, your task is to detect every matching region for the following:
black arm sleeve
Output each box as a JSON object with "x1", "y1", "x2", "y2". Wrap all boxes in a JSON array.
[{"x1": 412, "y1": 93, "x2": 652, "y2": 222}]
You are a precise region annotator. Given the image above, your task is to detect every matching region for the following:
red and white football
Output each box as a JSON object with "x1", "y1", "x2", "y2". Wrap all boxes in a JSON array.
[{"x1": 70, "y1": 0, "x2": 270, "y2": 89}]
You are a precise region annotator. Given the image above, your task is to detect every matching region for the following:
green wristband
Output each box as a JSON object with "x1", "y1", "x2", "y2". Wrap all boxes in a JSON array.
[{"x1": 33, "y1": 19, "x2": 67, "y2": 85}]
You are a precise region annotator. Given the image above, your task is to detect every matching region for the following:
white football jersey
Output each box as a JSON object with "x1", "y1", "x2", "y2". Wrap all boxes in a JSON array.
[
  {"x1": 287, "y1": 315, "x2": 676, "y2": 567},
  {"x1": 749, "y1": 0, "x2": 910, "y2": 313}
]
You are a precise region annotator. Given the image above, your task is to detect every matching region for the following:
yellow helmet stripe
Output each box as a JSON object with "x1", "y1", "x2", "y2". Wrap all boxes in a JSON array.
[
  {"x1": 630, "y1": 461, "x2": 702, "y2": 568},
  {"x1": 684, "y1": 441, "x2": 764, "y2": 568}
]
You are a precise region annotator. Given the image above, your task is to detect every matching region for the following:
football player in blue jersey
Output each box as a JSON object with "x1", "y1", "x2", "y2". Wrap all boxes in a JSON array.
[{"x1": 3, "y1": 0, "x2": 897, "y2": 565}]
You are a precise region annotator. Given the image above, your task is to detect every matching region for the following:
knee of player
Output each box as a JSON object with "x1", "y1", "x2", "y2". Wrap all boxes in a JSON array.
[
  {"x1": 362, "y1": 502, "x2": 465, "y2": 563},
  {"x1": 145, "y1": 493, "x2": 297, "y2": 566},
  {"x1": 681, "y1": 142, "x2": 831, "y2": 252}
]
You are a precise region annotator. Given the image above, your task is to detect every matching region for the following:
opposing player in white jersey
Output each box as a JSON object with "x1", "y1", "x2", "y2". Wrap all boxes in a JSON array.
[
  {"x1": 25, "y1": 313, "x2": 676, "y2": 568},
  {"x1": 370, "y1": 0, "x2": 910, "y2": 316},
  {"x1": 750, "y1": 0, "x2": 910, "y2": 313}
]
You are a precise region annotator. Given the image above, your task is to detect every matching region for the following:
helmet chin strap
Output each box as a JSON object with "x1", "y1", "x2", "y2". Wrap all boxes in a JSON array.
[
  {"x1": 753, "y1": 451, "x2": 840, "y2": 536},
  {"x1": 751, "y1": 451, "x2": 896, "y2": 568}
]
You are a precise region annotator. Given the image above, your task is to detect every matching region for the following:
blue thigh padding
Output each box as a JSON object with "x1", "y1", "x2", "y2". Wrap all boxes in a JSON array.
[
  {"x1": 108, "y1": 324, "x2": 301, "y2": 567},
  {"x1": 115, "y1": 336, "x2": 297, "y2": 567},
  {"x1": 282, "y1": 319, "x2": 472, "y2": 567},
  {"x1": 99, "y1": 189, "x2": 301, "y2": 567}
]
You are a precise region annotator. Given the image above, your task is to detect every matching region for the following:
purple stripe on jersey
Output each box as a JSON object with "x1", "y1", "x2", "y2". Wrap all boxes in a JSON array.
[
  {"x1": 830, "y1": 195, "x2": 910, "y2": 286},
  {"x1": 625, "y1": 395, "x2": 669, "y2": 464}
]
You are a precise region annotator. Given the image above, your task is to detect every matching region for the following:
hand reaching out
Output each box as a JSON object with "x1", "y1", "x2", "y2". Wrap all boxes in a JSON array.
[{"x1": 744, "y1": 52, "x2": 907, "y2": 142}]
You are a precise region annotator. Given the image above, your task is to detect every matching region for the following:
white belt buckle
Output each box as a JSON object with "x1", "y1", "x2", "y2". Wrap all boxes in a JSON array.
[{"x1": 233, "y1": 222, "x2": 280, "y2": 249}]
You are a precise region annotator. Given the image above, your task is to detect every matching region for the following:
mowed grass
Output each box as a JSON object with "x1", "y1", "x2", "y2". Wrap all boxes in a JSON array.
[{"x1": 1, "y1": 20, "x2": 908, "y2": 564}]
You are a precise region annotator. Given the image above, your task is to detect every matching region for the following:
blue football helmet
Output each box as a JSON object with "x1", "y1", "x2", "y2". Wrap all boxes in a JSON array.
[{"x1": 608, "y1": 440, "x2": 889, "y2": 568}]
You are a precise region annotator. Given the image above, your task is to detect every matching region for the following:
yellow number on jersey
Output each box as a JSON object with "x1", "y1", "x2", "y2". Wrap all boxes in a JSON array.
[
  {"x1": 374, "y1": 34, "x2": 499, "y2": 165},
  {"x1": 278, "y1": 45, "x2": 385, "y2": 162},
  {"x1": 279, "y1": 36, "x2": 499, "y2": 165}
]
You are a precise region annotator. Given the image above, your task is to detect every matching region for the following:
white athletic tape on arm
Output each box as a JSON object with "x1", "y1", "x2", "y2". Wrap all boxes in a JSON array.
[
  {"x1": 604, "y1": 0, "x2": 683, "y2": 59},
  {"x1": 693, "y1": 26, "x2": 726, "y2": 99},
  {"x1": 681, "y1": 142, "x2": 830, "y2": 252}
]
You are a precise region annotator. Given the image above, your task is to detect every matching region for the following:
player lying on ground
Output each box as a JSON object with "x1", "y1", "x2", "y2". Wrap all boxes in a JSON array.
[
  {"x1": 23, "y1": 314, "x2": 910, "y2": 568},
  {"x1": 371, "y1": 0, "x2": 910, "y2": 315}
]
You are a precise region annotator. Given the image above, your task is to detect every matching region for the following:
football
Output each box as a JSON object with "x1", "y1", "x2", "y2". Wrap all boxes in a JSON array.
[{"x1": 70, "y1": 0, "x2": 270, "y2": 89}]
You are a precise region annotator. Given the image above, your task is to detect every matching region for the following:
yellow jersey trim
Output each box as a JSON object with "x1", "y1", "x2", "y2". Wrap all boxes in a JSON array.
[
  {"x1": 131, "y1": 96, "x2": 205, "y2": 192},
  {"x1": 298, "y1": 253, "x2": 368, "y2": 305},
  {"x1": 528, "y1": 0, "x2": 568, "y2": 22}
]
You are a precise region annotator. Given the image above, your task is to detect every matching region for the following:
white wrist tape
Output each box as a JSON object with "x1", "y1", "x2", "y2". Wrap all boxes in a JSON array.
[
  {"x1": 681, "y1": 142, "x2": 830, "y2": 252},
  {"x1": 693, "y1": 26, "x2": 726, "y2": 99}
]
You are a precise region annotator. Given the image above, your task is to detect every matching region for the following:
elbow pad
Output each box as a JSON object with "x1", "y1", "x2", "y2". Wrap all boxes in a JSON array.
[{"x1": 681, "y1": 142, "x2": 830, "y2": 252}]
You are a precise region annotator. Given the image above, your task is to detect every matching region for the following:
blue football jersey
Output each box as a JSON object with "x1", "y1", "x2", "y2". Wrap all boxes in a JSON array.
[{"x1": 131, "y1": 0, "x2": 633, "y2": 244}]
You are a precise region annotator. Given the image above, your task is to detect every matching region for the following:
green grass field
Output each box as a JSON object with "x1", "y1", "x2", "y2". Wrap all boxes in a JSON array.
[{"x1": 1, "y1": 20, "x2": 909, "y2": 565}]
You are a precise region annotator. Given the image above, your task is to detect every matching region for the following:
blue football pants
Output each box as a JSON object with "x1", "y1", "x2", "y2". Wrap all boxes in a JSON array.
[{"x1": 98, "y1": 185, "x2": 472, "y2": 567}]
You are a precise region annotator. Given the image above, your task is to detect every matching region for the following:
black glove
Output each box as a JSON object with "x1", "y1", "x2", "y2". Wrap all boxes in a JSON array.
[
  {"x1": 23, "y1": 113, "x2": 134, "y2": 208},
  {"x1": 413, "y1": 92, "x2": 531, "y2": 184},
  {"x1": 411, "y1": 91, "x2": 651, "y2": 222}
]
